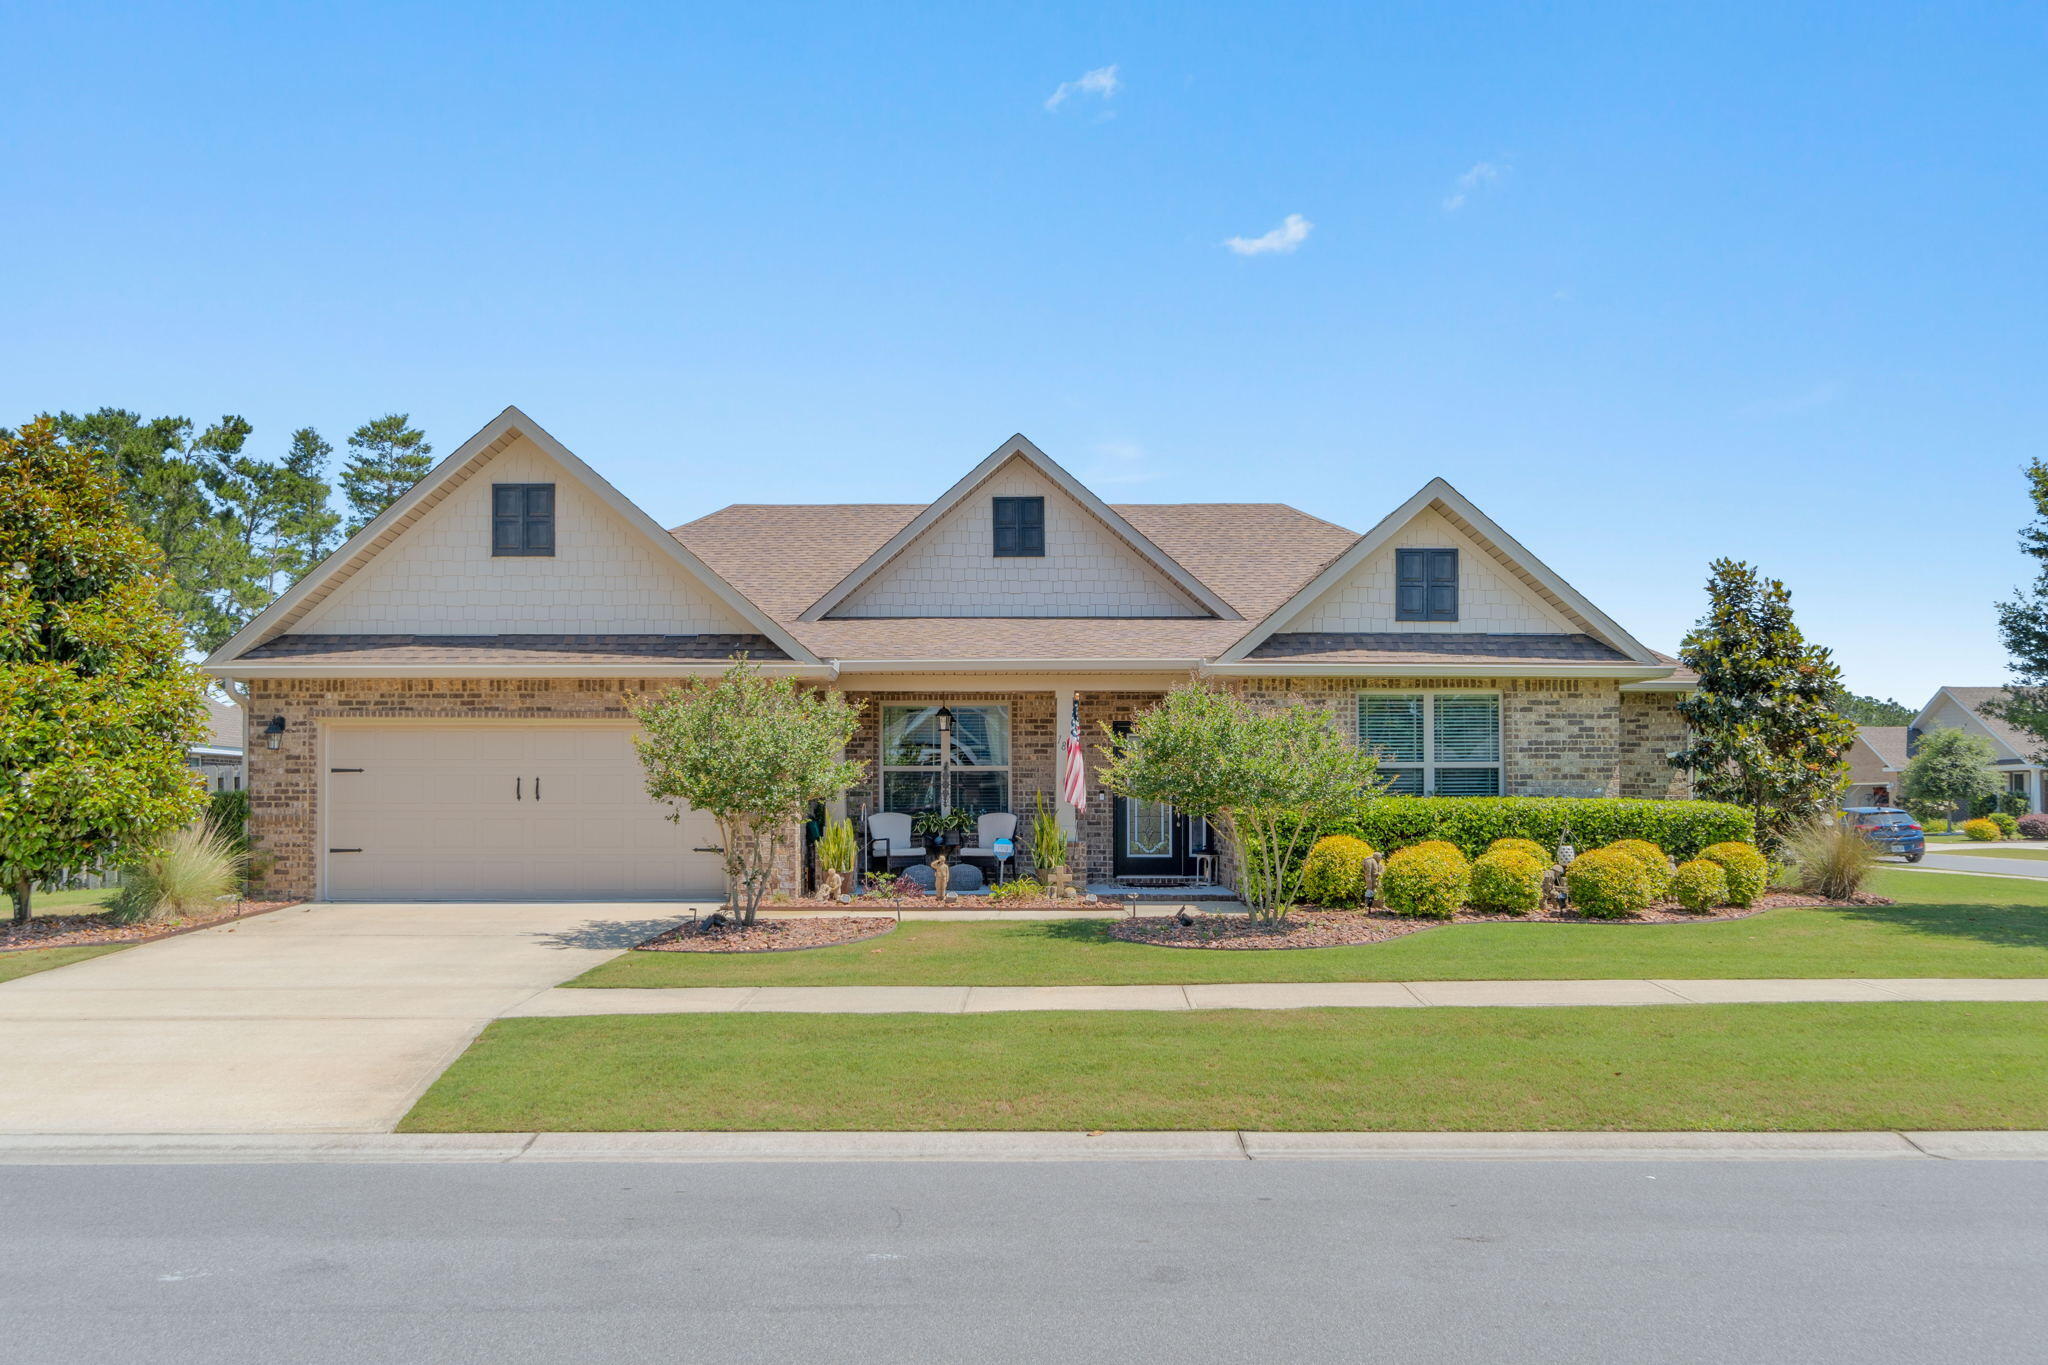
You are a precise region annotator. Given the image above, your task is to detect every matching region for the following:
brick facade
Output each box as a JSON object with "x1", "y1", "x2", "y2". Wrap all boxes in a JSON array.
[{"x1": 1619, "y1": 691, "x2": 1691, "y2": 799}]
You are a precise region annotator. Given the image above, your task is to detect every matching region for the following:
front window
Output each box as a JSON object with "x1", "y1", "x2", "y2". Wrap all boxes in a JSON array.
[
  {"x1": 881, "y1": 704, "x2": 1012, "y2": 816},
  {"x1": 1359, "y1": 692, "x2": 1501, "y2": 795}
]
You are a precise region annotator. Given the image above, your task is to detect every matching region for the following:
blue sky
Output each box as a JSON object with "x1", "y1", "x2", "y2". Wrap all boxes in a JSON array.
[{"x1": 5, "y1": 2, "x2": 2044, "y2": 702}]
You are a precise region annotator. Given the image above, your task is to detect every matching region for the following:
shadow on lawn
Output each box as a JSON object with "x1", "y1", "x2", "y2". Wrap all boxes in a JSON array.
[
  {"x1": 532, "y1": 917, "x2": 691, "y2": 951},
  {"x1": 1823, "y1": 896, "x2": 2048, "y2": 953}
]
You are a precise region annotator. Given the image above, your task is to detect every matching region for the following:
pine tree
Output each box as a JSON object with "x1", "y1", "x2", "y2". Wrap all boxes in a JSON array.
[
  {"x1": 339, "y1": 414, "x2": 433, "y2": 532},
  {"x1": 1671, "y1": 558, "x2": 1857, "y2": 848},
  {"x1": 1828, "y1": 690, "x2": 1915, "y2": 727},
  {"x1": 0, "y1": 418, "x2": 208, "y2": 925},
  {"x1": 1983, "y1": 458, "x2": 2048, "y2": 757}
]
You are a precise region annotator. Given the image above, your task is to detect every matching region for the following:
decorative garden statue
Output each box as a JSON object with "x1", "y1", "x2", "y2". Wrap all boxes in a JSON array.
[
  {"x1": 821, "y1": 868, "x2": 844, "y2": 900},
  {"x1": 1542, "y1": 863, "x2": 1566, "y2": 910},
  {"x1": 1045, "y1": 865, "x2": 1072, "y2": 899},
  {"x1": 1359, "y1": 854, "x2": 1384, "y2": 906},
  {"x1": 931, "y1": 854, "x2": 951, "y2": 900}
]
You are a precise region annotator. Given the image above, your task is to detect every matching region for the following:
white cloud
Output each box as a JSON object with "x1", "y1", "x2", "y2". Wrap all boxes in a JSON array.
[
  {"x1": 1442, "y1": 161, "x2": 1503, "y2": 211},
  {"x1": 1045, "y1": 64, "x2": 1120, "y2": 111},
  {"x1": 1224, "y1": 213, "x2": 1313, "y2": 256}
]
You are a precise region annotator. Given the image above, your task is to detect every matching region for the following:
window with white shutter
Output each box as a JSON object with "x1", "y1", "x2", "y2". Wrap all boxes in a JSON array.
[{"x1": 1358, "y1": 691, "x2": 1500, "y2": 795}]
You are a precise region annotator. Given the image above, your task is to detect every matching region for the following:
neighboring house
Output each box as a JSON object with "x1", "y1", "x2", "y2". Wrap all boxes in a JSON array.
[
  {"x1": 205, "y1": 407, "x2": 1698, "y2": 902},
  {"x1": 1843, "y1": 726, "x2": 1908, "y2": 808},
  {"x1": 1906, "y1": 686, "x2": 2045, "y2": 812},
  {"x1": 188, "y1": 697, "x2": 245, "y2": 793}
]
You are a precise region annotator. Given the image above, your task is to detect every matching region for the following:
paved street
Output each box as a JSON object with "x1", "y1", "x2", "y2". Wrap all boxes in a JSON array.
[
  {"x1": 1919, "y1": 845, "x2": 2048, "y2": 879},
  {"x1": 4, "y1": 1159, "x2": 2044, "y2": 1364}
]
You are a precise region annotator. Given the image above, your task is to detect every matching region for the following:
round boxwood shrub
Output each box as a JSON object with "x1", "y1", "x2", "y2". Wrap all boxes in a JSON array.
[
  {"x1": 1487, "y1": 836, "x2": 1550, "y2": 863},
  {"x1": 1698, "y1": 841, "x2": 1767, "y2": 907},
  {"x1": 1961, "y1": 817, "x2": 2002, "y2": 842},
  {"x1": 1671, "y1": 859, "x2": 1729, "y2": 913},
  {"x1": 1989, "y1": 811, "x2": 2019, "y2": 839},
  {"x1": 1604, "y1": 838, "x2": 1673, "y2": 899},
  {"x1": 1470, "y1": 848, "x2": 1544, "y2": 914},
  {"x1": 2019, "y1": 812, "x2": 2048, "y2": 840},
  {"x1": 1564, "y1": 848, "x2": 1654, "y2": 919},
  {"x1": 1381, "y1": 841, "x2": 1470, "y2": 919},
  {"x1": 1300, "y1": 834, "x2": 1374, "y2": 907}
]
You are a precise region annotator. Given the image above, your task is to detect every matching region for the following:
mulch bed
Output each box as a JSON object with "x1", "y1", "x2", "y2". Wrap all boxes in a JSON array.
[
  {"x1": 1110, "y1": 891, "x2": 1895, "y2": 950},
  {"x1": 635, "y1": 916, "x2": 898, "y2": 953},
  {"x1": 767, "y1": 896, "x2": 1103, "y2": 910},
  {"x1": 0, "y1": 900, "x2": 301, "y2": 953}
]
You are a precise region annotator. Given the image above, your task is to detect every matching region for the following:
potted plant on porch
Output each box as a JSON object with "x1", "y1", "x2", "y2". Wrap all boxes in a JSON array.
[
  {"x1": 1028, "y1": 793, "x2": 1073, "y2": 897},
  {"x1": 912, "y1": 808, "x2": 976, "y2": 857}
]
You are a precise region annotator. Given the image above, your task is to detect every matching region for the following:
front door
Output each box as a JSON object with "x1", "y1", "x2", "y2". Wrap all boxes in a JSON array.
[{"x1": 1109, "y1": 723, "x2": 1213, "y2": 878}]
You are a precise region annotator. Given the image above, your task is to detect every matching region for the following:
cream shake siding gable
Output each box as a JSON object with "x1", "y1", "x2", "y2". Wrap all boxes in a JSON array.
[
  {"x1": 1287, "y1": 505, "x2": 1582, "y2": 636},
  {"x1": 293, "y1": 436, "x2": 754, "y2": 637},
  {"x1": 830, "y1": 457, "x2": 1208, "y2": 619}
]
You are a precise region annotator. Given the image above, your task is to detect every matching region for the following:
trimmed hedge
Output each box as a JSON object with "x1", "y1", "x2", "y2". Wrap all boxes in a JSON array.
[
  {"x1": 1321, "y1": 797, "x2": 1753, "y2": 862},
  {"x1": 1671, "y1": 859, "x2": 1728, "y2": 913},
  {"x1": 1989, "y1": 812, "x2": 2019, "y2": 839},
  {"x1": 1565, "y1": 848, "x2": 1654, "y2": 919},
  {"x1": 2019, "y1": 813, "x2": 2048, "y2": 840},
  {"x1": 1699, "y1": 842, "x2": 1767, "y2": 907},
  {"x1": 1381, "y1": 841, "x2": 1469, "y2": 919},
  {"x1": 1470, "y1": 848, "x2": 1544, "y2": 914},
  {"x1": 1605, "y1": 839, "x2": 1672, "y2": 899},
  {"x1": 1300, "y1": 835, "x2": 1373, "y2": 907},
  {"x1": 1962, "y1": 817, "x2": 2001, "y2": 843}
]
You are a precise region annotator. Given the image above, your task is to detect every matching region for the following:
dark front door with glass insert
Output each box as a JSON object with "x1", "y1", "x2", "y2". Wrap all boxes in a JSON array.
[{"x1": 1110, "y1": 722, "x2": 1213, "y2": 877}]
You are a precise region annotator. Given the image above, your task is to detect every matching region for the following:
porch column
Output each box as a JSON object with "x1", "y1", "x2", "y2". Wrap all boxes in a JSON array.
[{"x1": 1054, "y1": 686, "x2": 1079, "y2": 838}]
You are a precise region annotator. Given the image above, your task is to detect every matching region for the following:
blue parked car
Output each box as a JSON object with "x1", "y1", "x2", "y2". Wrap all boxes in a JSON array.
[{"x1": 1841, "y1": 807, "x2": 1925, "y2": 862}]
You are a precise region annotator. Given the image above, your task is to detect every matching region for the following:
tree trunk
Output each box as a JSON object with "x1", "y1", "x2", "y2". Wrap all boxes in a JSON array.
[{"x1": 10, "y1": 874, "x2": 30, "y2": 928}]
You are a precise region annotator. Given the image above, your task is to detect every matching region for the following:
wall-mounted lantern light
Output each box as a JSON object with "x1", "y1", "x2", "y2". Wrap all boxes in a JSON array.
[{"x1": 264, "y1": 716, "x2": 286, "y2": 750}]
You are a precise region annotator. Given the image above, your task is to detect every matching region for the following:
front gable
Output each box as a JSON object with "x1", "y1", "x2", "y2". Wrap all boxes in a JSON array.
[
  {"x1": 802, "y1": 436, "x2": 1236, "y2": 622},
  {"x1": 208, "y1": 407, "x2": 818, "y2": 670}
]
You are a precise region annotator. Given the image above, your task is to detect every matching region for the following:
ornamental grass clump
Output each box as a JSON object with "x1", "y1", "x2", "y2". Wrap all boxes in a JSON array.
[
  {"x1": 1300, "y1": 834, "x2": 1374, "y2": 907},
  {"x1": 1381, "y1": 841, "x2": 1470, "y2": 919},
  {"x1": 1486, "y1": 836, "x2": 1549, "y2": 862},
  {"x1": 105, "y1": 818, "x2": 243, "y2": 924},
  {"x1": 1671, "y1": 859, "x2": 1729, "y2": 913},
  {"x1": 1961, "y1": 817, "x2": 2001, "y2": 842},
  {"x1": 1698, "y1": 841, "x2": 1768, "y2": 907},
  {"x1": 1563, "y1": 847, "x2": 1654, "y2": 919},
  {"x1": 1469, "y1": 848, "x2": 1544, "y2": 914},
  {"x1": 1782, "y1": 821, "x2": 1876, "y2": 902}
]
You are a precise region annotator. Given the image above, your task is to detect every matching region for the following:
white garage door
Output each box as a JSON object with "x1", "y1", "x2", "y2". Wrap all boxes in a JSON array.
[{"x1": 323, "y1": 724, "x2": 726, "y2": 901}]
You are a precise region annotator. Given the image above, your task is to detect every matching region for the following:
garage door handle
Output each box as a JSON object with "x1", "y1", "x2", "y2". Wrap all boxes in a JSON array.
[
  {"x1": 693, "y1": 846, "x2": 724, "y2": 853},
  {"x1": 515, "y1": 777, "x2": 521, "y2": 800},
  {"x1": 535, "y1": 776, "x2": 541, "y2": 801},
  {"x1": 329, "y1": 848, "x2": 362, "y2": 853}
]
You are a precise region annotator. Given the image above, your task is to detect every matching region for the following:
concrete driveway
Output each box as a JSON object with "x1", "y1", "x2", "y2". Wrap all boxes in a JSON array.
[{"x1": 0, "y1": 902, "x2": 697, "y2": 1134}]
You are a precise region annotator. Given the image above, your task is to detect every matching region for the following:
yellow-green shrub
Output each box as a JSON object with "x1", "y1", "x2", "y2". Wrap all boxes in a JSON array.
[
  {"x1": 1698, "y1": 841, "x2": 1767, "y2": 907},
  {"x1": 1671, "y1": 859, "x2": 1728, "y2": 913},
  {"x1": 1381, "y1": 841, "x2": 1470, "y2": 919},
  {"x1": 1487, "y1": 837, "x2": 1549, "y2": 862},
  {"x1": 1604, "y1": 838, "x2": 1672, "y2": 898},
  {"x1": 1470, "y1": 848, "x2": 1544, "y2": 914},
  {"x1": 1564, "y1": 848, "x2": 1653, "y2": 919},
  {"x1": 1961, "y1": 817, "x2": 2001, "y2": 842},
  {"x1": 1300, "y1": 834, "x2": 1374, "y2": 907}
]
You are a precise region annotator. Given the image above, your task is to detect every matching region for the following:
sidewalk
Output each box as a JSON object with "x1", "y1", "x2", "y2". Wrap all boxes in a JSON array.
[
  {"x1": 510, "y1": 976, "x2": 2048, "y2": 1016},
  {"x1": 1, "y1": 1129, "x2": 2044, "y2": 1163}
]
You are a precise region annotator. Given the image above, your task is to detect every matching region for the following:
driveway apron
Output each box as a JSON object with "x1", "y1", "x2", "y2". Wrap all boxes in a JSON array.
[{"x1": 0, "y1": 902, "x2": 692, "y2": 1134}]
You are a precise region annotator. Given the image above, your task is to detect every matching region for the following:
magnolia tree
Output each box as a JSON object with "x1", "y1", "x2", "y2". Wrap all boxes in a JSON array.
[
  {"x1": 0, "y1": 418, "x2": 209, "y2": 925},
  {"x1": 631, "y1": 660, "x2": 864, "y2": 926},
  {"x1": 1096, "y1": 685, "x2": 1383, "y2": 922}
]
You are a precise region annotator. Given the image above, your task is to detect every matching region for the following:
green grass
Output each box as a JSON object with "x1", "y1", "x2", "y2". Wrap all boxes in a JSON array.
[
  {"x1": 0, "y1": 943, "x2": 127, "y2": 984},
  {"x1": 1928, "y1": 846, "x2": 2048, "y2": 860},
  {"x1": 565, "y1": 869, "x2": 2048, "y2": 987},
  {"x1": 399, "y1": 1002, "x2": 2048, "y2": 1133},
  {"x1": 23, "y1": 887, "x2": 115, "y2": 915}
]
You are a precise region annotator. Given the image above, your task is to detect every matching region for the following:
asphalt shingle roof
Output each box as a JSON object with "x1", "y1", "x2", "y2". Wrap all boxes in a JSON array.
[
  {"x1": 240, "y1": 634, "x2": 789, "y2": 666},
  {"x1": 1247, "y1": 632, "x2": 1636, "y2": 665}
]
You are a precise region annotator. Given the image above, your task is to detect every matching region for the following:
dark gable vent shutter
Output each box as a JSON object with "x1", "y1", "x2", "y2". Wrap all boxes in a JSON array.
[
  {"x1": 524, "y1": 485, "x2": 554, "y2": 552},
  {"x1": 493, "y1": 486, "x2": 525, "y2": 554},
  {"x1": 1425, "y1": 549, "x2": 1458, "y2": 620},
  {"x1": 1395, "y1": 549, "x2": 1427, "y2": 619}
]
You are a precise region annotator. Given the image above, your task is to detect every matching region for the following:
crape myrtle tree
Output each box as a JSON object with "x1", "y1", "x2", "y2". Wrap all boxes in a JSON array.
[
  {"x1": 1898, "y1": 727, "x2": 2000, "y2": 827},
  {"x1": 631, "y1": 659, "x2": 864, "y2": 926},
  {"x1": 1095, "y1": 684, "x2": 1384, "y2": 922},
  {"x1": 1671, "y1": 558, "x2": 1857, "y2": 849},
  {"x1": 0, "y1": 418, "x2": 209, "y2": 926},
  {"x1": 1983, "y1": 458, "x2": 2048, "y2": 756}
]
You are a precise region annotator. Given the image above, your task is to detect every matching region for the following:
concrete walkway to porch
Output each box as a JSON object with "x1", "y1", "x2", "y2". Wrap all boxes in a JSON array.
[{"x1": 508, "y1": 976, "x2": 2048, "y2": 1016}]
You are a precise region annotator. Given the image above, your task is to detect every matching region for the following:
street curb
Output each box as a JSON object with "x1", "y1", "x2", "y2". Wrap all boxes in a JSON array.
[{"x1": 2, "y1": 1130, "x2": 2046, "y2": 1164}]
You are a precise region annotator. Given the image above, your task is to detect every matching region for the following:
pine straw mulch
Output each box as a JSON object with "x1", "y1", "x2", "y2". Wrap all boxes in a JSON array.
[
  {"x1": 0, "y1": 900, "x2": 301, "y2": 953},
  {"x1": 766, "y1": 895, "x2": 1106, "y2": 911},
  {"x1": 635, "y1": 915, "x2": 899, "y2": 953},
  {"x1": 1109, "y1": 890, "x2": 1894, "y2": 951}
]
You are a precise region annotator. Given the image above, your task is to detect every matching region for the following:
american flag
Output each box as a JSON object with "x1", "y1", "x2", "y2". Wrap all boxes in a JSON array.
[{"x1": 1061, "y1": 698, "x2": 1087, "y2": 810}]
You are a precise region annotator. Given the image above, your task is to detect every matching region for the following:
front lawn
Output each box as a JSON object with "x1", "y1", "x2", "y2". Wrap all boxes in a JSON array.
[
  {"x1": 566, "y1": 868, "x2": 2048, "y2": 987},
  {"x1": 0, "y1": 943, "x2": 127, "y2": 984},
  {"x1": 399, "y1": 1002, "x2": 2048, "y2": 1132}
]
